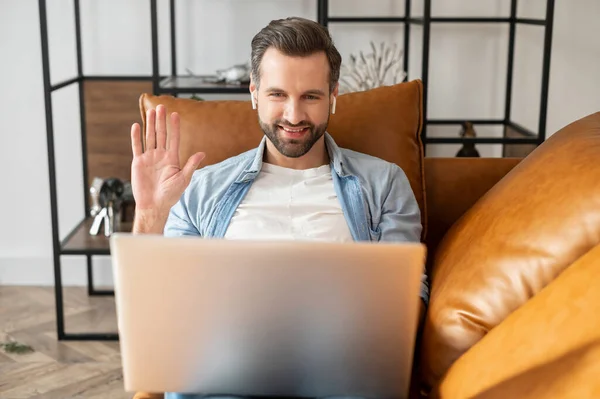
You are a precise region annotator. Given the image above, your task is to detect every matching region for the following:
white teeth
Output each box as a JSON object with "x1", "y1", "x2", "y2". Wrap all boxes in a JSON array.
[{"x1": 281, "y1": 127, "x2": 306, "y2": 133}]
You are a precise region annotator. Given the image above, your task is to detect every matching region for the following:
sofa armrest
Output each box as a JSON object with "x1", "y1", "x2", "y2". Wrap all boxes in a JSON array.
[
  {"x1": 424, "y1": 157, "x2": 521, "y2": 268},
  {"x1": 431, "y1": 243, "x2": 600, "y2": 399}
]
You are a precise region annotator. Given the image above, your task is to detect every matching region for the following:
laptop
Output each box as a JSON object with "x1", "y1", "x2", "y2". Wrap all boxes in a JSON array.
[{"x1": 110, "y1": 233, "x2": 426, "y2": 399}]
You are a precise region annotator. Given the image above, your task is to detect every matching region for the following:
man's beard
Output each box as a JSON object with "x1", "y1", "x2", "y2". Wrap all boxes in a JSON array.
[{"x1": 259, "y1": 116, "x2": 329, "y2": 158}]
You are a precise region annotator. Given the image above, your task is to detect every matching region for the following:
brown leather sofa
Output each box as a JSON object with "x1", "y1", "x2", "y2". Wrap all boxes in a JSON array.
[{"x1": 132, "y1": 80, "x2": 600, "y2": 399}]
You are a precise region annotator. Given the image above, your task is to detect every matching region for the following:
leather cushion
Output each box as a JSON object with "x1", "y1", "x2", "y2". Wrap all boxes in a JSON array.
[
  {"x1": 420, "y1": 112, "x2": 600, "y2": 388},
  {"x1": 139, "y1": 80, "x2": 426, "y2": 234},
  {"x1": 433, "y1": 242, "x2": 600, "y2": 398}
]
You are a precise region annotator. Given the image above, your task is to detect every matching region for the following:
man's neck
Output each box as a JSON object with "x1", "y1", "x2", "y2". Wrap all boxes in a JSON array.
[{"x1": 264, "y1": 136, "x2": 330, "y2": 170}]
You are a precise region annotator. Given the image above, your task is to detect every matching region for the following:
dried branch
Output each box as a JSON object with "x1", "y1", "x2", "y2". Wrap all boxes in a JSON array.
[{"x1": 339, "y1": 41, "x2": 407, "y2": 93}]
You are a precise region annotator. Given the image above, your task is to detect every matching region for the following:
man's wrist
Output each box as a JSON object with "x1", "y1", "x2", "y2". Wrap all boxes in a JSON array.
[{"x1": 132, "y1": 208, "x2": 169, "y2": 234}]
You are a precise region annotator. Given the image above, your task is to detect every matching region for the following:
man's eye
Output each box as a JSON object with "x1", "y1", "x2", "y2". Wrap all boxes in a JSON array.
[
  {"x1": 270, "y1": 93, "x2": 285, "y2": 97},
  {"x1": 305, "y1": 95, "x2": 318, "y2": 100}
]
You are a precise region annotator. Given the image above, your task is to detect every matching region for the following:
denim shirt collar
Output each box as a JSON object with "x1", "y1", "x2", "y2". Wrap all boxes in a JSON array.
[{"x1": 237, "y1": 132, "x2": 346, "y2": 183}]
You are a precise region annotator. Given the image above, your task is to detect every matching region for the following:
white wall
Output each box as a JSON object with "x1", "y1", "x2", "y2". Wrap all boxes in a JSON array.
[{"x1": 1, "y1": 0, "x2": 599, "y2": 285}]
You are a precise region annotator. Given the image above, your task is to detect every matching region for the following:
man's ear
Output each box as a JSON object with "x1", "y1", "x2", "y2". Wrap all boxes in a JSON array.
[{"x1": 332, "y1": 82, "x2": 339, "y2": 98}]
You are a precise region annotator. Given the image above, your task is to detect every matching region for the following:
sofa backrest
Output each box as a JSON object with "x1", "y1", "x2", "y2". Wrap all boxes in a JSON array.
[{"x1": 139, "y1": 80, "x2": 426, "y2": 234}]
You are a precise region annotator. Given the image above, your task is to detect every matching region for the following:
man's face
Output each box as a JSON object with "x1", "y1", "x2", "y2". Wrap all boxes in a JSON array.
[{"x1": 251, "y1": 48, "x2": 336, "y2": 158}]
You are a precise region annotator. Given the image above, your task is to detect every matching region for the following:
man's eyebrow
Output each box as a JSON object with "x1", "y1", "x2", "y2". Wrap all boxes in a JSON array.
[
  {"x1": 264, "y1": 87, "x2": 284, "y2": 92},
  {"x1": 304, "y1": 89, "x2": 326, "y2": 96},
  {"x1": 264, "y1": 87, "x2": 326, "y2": 96}
]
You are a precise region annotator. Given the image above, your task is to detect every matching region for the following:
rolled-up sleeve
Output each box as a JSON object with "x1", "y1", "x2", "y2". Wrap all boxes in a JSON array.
[{"x1": 163, "y1": 194, "x2": 201, "y2": 237}]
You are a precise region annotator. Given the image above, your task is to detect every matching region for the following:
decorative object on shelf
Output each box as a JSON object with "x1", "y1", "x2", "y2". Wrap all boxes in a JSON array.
[
  {"x1": 456, "y1": 121, "x2": 481, "y2": 157},
  {"x1": 89, "y1": 177, "x2": 103, "y2": 217},
  {"x1": 339, "y1": 41, "x2": 406, "y2": 94},
  {"x1": 215, "y1": 61, "x2": 251, "y2": 84},
  {"x1": 184, "y1": 69, "x2": 221, "y2": 84},
  {"x1": 185, "y1": 62, "x2": 251, "y2": 86},
  {"x1": 88, "y1": 177, "x2": 130, "y2": 237}
]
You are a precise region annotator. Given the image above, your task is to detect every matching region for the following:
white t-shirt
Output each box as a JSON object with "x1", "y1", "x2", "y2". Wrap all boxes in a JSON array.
[{"x1": 224, "y1": 162, "x2": 354, "y2": 242}]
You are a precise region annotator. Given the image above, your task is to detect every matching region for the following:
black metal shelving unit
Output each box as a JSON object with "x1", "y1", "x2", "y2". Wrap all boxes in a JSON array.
[
  {"x1": 150, "y1": 0, "x2": 251, "y2": 96},
  {"x1": 318, "y1": 0, "x2": 555, "y2": 154},
  {"x1": 40, "y1": 0, "x2": 554, "y2": 341},
  {"x1": 39, "y1": 0, "x2": 119, "y2": 341},
  {"x1": 39, "y1": 0, "x2": 256, "y2": 342}
]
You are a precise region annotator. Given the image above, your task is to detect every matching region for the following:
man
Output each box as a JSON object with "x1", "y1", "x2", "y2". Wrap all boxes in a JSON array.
[{"x1": 130, "y1": 17, "x2": 427, "y2": 399}]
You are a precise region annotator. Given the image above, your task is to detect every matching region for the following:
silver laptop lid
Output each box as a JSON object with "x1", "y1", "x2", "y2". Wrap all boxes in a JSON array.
[{"x1": 111, "y1": 234, "x2": 425, "y2": 399}]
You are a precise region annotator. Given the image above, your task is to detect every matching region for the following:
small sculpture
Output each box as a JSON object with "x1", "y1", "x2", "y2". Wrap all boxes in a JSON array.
[
  {"x1": 89, "y1": 177, "x2": 103, "y2": 217},
  {"x1": 456, "y1": 121, "x2": 481, "y2": 157},
  {"x1": 89, "y1": 178, "x2": 127, "y2": 236},
  {"x1": 184, "y1": 61, "x2": 250, "y2": 89},
  {"x1": 215, "y1": 61, "x2": 251, "y2": 84}
]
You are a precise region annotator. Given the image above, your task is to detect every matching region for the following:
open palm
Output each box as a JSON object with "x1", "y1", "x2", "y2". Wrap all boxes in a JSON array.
[{"x1": 131, "y1": 105, "x2": 205, "y2": 215}]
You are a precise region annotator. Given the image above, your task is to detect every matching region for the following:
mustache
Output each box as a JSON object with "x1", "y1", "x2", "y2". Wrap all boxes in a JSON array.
[{"x1": 273, "y1": 120, "x2": 314, "y2": 129}]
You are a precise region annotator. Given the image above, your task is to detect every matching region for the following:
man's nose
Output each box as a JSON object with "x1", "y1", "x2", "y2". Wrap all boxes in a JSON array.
[{"x1": 282, "y1": 100, "x2": 307, "y2": 125}]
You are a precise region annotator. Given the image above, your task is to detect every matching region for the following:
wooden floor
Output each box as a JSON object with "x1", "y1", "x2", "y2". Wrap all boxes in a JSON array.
[{"x1": 0, "y1": 286, "x2": 130, "y2": 399}]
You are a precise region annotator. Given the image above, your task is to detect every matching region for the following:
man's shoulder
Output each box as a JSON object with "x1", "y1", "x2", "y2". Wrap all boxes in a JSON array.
[
  {"x1": 188, "y1": 147, "x2": 257, "y2": 186},
  {"x1": 339, "y1": 147, "x2": 404, "y2": 178}
]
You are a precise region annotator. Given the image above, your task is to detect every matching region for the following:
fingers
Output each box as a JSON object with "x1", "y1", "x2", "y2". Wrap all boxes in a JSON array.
[
  {"x1": 168, "y1": 112, "x2": 180, "y2": 152},
  {"x1": 182, "y1": 152, "x2": 206, "y2": 182},
  {"x1": 145, "y1": 108, "x2": 156, "y2": 150},
  {"x1": 131, "y1": 123, "x2": 143, "y2": 157},
  {"x1": 156, "y1": 104, "x2": 167, "y2": 150},
  {"x1": 144, "y1": 105, "x2": 180, "y2": 153}
]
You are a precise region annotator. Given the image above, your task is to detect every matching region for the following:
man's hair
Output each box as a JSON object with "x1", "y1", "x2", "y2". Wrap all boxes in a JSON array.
[{"x1": 250, "y1": 17, "x2": 342, "y2": 94}]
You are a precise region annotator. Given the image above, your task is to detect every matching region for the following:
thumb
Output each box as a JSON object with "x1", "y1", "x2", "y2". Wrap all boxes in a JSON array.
[{"x1": 181, "y1": 152, "x2": 206, "y2": 182}]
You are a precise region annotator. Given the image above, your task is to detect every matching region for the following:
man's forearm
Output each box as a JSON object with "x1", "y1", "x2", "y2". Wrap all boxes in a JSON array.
[{"x1": 132, "y1": 209, "x2": 169, "y2": 234}]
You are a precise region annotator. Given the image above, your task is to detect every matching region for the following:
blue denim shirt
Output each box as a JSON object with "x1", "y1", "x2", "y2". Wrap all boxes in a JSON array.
[{"x1": 163, "y1": 133, "x2": 428, "y2": 399}]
